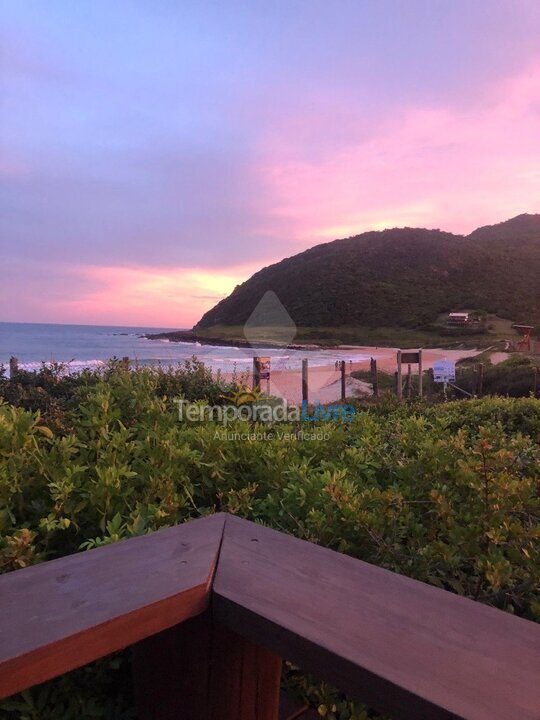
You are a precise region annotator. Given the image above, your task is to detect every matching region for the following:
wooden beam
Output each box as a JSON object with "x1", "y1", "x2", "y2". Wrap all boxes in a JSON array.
[
  {"x1": 253, "y1": 357, "x2": 261, "y2": 391},
  {"x1": 302, "y1": 359, "x2": 308, "y2": 405},
  {"x1": 0, "y1": 514, "x2": 225, "y2": 699},
  {"x1": 370, "y1": 357, "x2": 379, "y2": 398},
  {"x1": 2, "y1": 513, "x2": 540, "y2": 720},
  {"x1": 476, "y1": 363, "x2": 484, "y2": 397},
  {"x1": 406, "y1": 363, "x2": 412, "y2": 399},
  {"x1": 418, "y1": 349, "x2": 423, "y2": 398},
  {"x1": 205, "y1": 620, "x2": 281, "y2": 720},
  {"x1": 134, "y1": 612, "x2": 281, "y2": 720},
  {"x1": 213, "y1": 515, "x2": 540, "y2": 720},
  {"x1": 396, "y1": 350, "x2": 403, "y2": 401}
]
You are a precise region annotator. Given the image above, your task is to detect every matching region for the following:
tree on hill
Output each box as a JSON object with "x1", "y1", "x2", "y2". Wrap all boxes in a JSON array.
[{"x1": 196, "y1": 214, "x2": 540, "y2": 331}]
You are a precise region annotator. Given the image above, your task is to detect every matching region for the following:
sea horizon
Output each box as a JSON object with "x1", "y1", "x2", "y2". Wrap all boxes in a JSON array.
[
  {"x1": 0, "y1": 320, "x2": 185, "y2": 330},
  {"x1": 0, "y1": 321, "x2": 372, "y2": 375}
]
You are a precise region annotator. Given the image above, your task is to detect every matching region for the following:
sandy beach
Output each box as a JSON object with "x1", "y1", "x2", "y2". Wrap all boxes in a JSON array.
[{"x1": 229, "y1": 347, "x2": 484, "y2": 404}]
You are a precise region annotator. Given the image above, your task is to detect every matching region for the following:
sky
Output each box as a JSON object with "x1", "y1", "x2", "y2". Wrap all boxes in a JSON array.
[{"x1": 1, "y1": 0, "x2": 539, "y2": 327}]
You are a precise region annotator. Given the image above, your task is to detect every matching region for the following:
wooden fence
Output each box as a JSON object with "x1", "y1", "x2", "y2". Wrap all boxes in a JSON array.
[{"x1": 1, "y1": 514, "x2": 539, "y2": 719}]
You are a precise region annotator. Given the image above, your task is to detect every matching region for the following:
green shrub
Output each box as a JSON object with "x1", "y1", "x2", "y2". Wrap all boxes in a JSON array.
[
  {"x1": 0, "y1": 367, "x2": 538, "y2": 719},
  {"x1": 452, "y1": 356, "x2": 540, "y2": 398}
]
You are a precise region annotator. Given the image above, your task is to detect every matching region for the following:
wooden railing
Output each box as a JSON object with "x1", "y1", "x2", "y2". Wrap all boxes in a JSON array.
[{"x1": 1, "y1": 513, "x2": 539, "y2": 719}]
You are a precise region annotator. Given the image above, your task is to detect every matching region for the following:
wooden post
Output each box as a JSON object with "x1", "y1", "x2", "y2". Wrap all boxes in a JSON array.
[
  {"x1": 134, "y1": 612, "x2": 282, "y2": 720},
  {"x1": 476, "y1": 363, "x2": 484, "y2": 397},
  {"x1": 418, "y1": 349, "x2": 423, "y2": 398},
  {"x1": 341, "y1": 360, "x2": 346, "y2": 401},
  {"x1": 253, "y1": 358, "x2": 261, "y2": 391},
  {"x1": 370, "y1": 357, "x2": 379, "y2": 398},
  {"x1": 9, "y1": 356, "x2": 18, "y2": 377},
  {"x1": 122, "y1": 356, "x2": 129, "y2": 370},
  {"x1": 426, "y1": 367, "x2": 434, "y2": 399},
  {"x1": 406, "y1": 364, "x2": 412, "y2": 399},
  {"x1": 396, "y1": 350, "x2": 403, "y2": 401},
  {"x1": 533, "y1": 366, "x2": 538, "y2": 398},
  {"x1": 302, "y1": 359, "x2": 308, "y2": 405}
]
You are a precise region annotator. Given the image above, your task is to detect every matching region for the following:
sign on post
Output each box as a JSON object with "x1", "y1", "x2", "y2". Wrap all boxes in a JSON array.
[
  {"x1": 253, "y1": 357, "x2": 271, "y2": 391},
  {"x1": 400, "y1": 352, "x2": 420, "y2": 364},
  {"x1": 433, "y1": 360, "x2": 456, "y2": 384},
  {"x1": 396, "y1": 349, "x2": 423, "y2": 400},
  {"x1": 258, "y1": 358, "x2": 271, "y2": 380}
]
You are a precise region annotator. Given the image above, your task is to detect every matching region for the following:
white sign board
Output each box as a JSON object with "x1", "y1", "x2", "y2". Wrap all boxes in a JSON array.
[{"x1": 433, "y1": 360, "x2": 456, "y2": 384}]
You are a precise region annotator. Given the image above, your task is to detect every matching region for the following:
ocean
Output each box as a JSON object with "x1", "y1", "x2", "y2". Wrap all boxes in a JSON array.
[{"x1": 0, "y1": 323, "x2": 371, "y2": 376}]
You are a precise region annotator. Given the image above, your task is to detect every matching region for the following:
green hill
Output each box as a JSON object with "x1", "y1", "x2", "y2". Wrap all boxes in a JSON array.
[{"x1": 196, "y1": 214, "x2": 540, "y2": 340}]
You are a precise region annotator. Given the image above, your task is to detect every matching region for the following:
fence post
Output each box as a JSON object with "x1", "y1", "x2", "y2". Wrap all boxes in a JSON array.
[
  {"x1": 426, "y1": 367, "x2": 434, "y2": 399},
  {"x1": 341, "y1": 360, "x2": 346, "y2": 401},
  {"x1": 370, "y1": 357, "x2": 379, "y2": 398},
  {"x1": 302, "y1": 359, "x2": 308, "y2": 405},
  {"x1": 476, "y1": 363, "x2": 484, "y2": 397},
  {"x1": 252, "y1": 358, "x2": 261, "y2": 391},
  {"x1": 9, "y1": 356, "x2": 18, "y2": 377},
  {"x1": 134, "y1": 612, "x2": 281, "y2": 720},
  {"x1": 396, "y1": 351, "x2": 403, "y2": 401},
  {"x1": 418, "y1": 349, "x2": 423, "y2": 398},
  {"x1": 122, "y1": 356, "x2": 129, "y2": 371},
  {"x1": 406, "y1": 364, "x2": 412, "y2": 399}
]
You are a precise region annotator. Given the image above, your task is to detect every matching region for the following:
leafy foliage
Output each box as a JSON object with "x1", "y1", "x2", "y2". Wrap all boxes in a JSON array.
[
  {"x1": 454, "y1": 355, "x2": 540, "y2": 398},
  {"x1": 0, "y1": 365, "x2": 539, "y2": 719}
]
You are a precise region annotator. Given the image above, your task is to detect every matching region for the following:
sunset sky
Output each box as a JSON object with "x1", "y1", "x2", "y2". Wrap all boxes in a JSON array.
[{"x1": 1, "y1": 0, "x2": 539, "y2": 327}]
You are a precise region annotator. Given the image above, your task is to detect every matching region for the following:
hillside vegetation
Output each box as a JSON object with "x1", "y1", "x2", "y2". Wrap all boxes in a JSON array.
[{"x1": 196, "y1": 214, "x2": 540, "y2": 335}]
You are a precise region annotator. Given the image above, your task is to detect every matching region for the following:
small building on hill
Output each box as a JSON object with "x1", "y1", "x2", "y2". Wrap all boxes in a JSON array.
[{"x1": 447, "y1": 312, "x2": 470, "y2": 326}]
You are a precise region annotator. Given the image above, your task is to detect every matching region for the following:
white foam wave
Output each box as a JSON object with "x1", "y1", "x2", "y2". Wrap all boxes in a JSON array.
[{"x1": 14, "y1": 359, "x2": 107, "y2": 376}]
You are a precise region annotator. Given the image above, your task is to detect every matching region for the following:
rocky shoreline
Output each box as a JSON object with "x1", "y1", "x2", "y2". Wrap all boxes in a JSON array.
[{"x1": 144, "y1": 329, "x2": 322, "y2": 351}]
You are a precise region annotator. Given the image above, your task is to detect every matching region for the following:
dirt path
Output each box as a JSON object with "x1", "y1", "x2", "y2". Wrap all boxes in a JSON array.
[{"x1": 259, "y1": 347, "x2": 482, "y2": 403}]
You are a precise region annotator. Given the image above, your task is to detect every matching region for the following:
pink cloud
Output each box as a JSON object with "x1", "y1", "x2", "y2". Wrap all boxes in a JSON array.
[
  {"x1": 49, "y1": 263, "x2": 263, "y2": 327},
  {"x1": 258, "y1": 61, "x2": 540, "y2": 243},
  {"x1": 4, "y1": 61, "x2": 539, "y2": 329}
]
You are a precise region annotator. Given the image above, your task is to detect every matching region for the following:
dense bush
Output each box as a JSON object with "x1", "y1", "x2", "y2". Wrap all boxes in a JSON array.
[
  {"x1": 0, "y1": 365, "x2": 538, "y2": 719},
  {"x1": 454, "y1": 355, "x2": 540, "y2": 398},
  {"x1": 351, "y1": 354, "x2": 540, "y2": 402}
]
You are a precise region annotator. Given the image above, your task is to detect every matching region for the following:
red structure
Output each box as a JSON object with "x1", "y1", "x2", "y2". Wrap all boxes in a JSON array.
[{"x1": 513, "y1": 325, "x2": 534, "y2": 352}]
